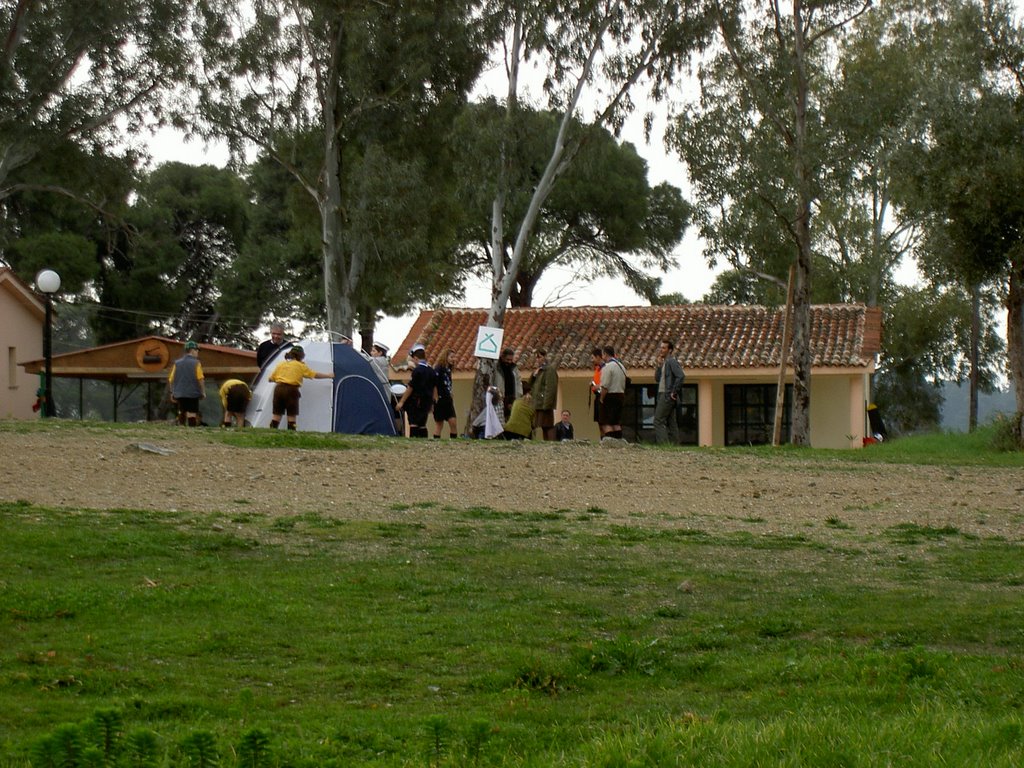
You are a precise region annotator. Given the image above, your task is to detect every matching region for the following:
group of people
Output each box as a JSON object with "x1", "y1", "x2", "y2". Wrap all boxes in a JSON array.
[
  {"x1": 479, "y1": 340, "x2": 684, "y2": 444},
  {"x1": 468, "y1": 347, "x2": 573, "y2": 441},
  {"x1": 169, "y1": 324, "x2": 686, "y2": 443},
  {"x1": 168, "y1": 325, "x2": 335, "y2": 430},
  {"x1": 590, "y1": 340, "x2": 686, "y2": 444},
  {"x1": 392, "y1": 344, "x2": 459, "y2": 438},
  {"x1": 167, "y1": 340, "x2": 258, "y2": 429},
  {"x1": 171, "y1": 322, "x2": 404, "y2": 430}
]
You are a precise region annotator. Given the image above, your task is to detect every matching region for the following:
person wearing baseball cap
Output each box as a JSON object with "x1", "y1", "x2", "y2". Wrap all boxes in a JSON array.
[{"x1": 168, "y1": 340, "x2": 205, "y2": 426}]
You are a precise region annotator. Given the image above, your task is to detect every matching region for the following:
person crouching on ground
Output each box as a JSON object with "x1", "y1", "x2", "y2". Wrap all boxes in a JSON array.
[
  {"x1": 219, "y1": 378, "x2": 252, "y2": 428},
  {"x1": 268, "y1": 345, "x2": 334, "y2": 430},
  {"x1": 502, "y1": 386, "x2": 535, "y2": 440}
]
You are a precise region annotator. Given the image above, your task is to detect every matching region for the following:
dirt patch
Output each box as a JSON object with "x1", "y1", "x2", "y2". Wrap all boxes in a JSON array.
[{"x1": 1, "y1": 427, "x2": 1021, "y2": 541}]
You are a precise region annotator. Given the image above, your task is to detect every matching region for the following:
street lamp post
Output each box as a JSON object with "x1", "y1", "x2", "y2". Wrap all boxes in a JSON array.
[{"x1": 35, "y1": 269, "x2": 61, "y2": 418}]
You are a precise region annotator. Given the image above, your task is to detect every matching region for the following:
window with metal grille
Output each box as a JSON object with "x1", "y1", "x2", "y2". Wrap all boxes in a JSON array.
[{"x1": 724, "y1": 384, "x2": 791, "y2": 446}]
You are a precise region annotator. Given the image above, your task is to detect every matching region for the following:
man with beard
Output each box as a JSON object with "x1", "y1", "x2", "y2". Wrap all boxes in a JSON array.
[{"x1": 494, "y1": 347, "x2": 522, "y2": 421}]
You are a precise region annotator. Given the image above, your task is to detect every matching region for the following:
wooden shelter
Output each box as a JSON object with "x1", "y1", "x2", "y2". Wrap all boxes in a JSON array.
[{"x1": 20, "y1": 336, "x2": 258, "y2": 421}]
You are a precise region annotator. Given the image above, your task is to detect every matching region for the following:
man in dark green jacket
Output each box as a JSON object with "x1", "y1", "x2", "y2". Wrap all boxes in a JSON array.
[{"x1": 529, "y1": 349, "x2": 559, "y2": 441}]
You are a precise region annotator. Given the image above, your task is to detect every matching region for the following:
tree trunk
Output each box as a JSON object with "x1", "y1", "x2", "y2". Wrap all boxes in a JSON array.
[
  {"x1": 789, "y1": 249, "x2": 813, "y2": 445},
  {"x1": 788, "y1": 0, "x2": 813, "y2": 447},
  {"x1": 468, "y1": 8, "x2": 524, "y2": 428},
  {"x1": 358, "y1": 306, "x2": 376, "y2": 354},
  {"x1": 510, "y1": 271, "x2": 539, "y2": 307},
  {"x1": 320, "y1": 18, "x2": 356, "y2": 337},
  {"x1": 969, "y1": 283, "x2": 981, "y2": 433},
  {"x1": 1007, "y1": 255, "x2": 1024, "y2": 446}
]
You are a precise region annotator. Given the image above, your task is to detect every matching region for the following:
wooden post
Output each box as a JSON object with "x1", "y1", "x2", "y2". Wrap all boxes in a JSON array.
[{"x1": 773, "y1": 265, "x2": 796, "y2": 446}]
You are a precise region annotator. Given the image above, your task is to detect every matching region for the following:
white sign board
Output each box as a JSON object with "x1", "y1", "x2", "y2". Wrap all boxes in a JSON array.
[{"x1": 474, "y1": 326, "x2": 504, "y2": 360}]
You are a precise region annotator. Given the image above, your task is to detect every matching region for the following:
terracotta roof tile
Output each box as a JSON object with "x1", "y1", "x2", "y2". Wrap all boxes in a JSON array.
[{"x1": 397, "y1": 304, "x2": 882, "y2": 372}]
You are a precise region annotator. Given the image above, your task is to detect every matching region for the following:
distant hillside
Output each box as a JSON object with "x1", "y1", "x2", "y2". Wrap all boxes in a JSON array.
[{"x1": 939, "y1": 382, "x2": 1017, "y2": 432}]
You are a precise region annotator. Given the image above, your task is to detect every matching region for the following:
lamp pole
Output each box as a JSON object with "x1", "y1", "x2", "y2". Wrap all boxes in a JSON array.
[{"x1": 35, "y1": 269, "x2": 61, "y2": 418}]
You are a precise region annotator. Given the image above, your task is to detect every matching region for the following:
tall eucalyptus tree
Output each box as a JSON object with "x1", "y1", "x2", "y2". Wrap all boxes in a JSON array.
[
  {"x1": 194, "y1": 0, "x2": 486, "y2": 339},
  {"x1": 468, "y1": 0, "x2": 713, "y2": 405},
  {"x1": 450, "y1": 101, "x2": 691, "y2": 307},
  {"x1": 673, "y1": 0, "x2": 871, "y2": 445}
]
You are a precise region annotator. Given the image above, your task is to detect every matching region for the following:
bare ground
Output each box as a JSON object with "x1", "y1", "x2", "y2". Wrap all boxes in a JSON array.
[{"x1": 2, "y1": 426, "x2": 1022, "y2": 543}]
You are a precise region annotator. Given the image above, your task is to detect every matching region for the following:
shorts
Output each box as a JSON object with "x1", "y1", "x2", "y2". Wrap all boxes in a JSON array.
[
  {"x1": 599, "y1": 393, "x2": 624, "y2": 425},
  {"x1": 433, "y1": 394, "x2": 456, "y2": 422},
  {"x1": 273, "y1": 383, "x2": 301, "y2": 417},
  {"x1": 175, "y1": 397, "x2": 200, "y2": 415},
  {"x1": 225, "y1": 383, "x2": 251, "y2": 413},
  {"x1": 534, "y1": 409, "x2": 554, "y2": 430},
  {"x1": 404, "y1": 395, "x2": 431, "y2": 428}
]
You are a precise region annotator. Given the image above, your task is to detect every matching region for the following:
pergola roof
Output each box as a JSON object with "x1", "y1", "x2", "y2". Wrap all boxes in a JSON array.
[{"x1": 20, "y1": 336, "x2": 258, "y2": 382}]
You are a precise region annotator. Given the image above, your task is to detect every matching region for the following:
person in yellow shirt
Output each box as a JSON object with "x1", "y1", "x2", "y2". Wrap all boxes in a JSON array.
[
  {"x1": 268, "y1": 346, "x2": 334, "y2": 430},
  {"x1": 219, "y1": 379, "x2": 252, "y2": 428}
]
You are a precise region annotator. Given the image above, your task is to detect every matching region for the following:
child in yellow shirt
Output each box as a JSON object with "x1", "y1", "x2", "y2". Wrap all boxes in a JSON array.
[
  {"x1": 268, "y1": 346, "x2": 334, "y2": 430},
  {"x1": 219, "y1": 379, "x2": 252, "y2": 428}
]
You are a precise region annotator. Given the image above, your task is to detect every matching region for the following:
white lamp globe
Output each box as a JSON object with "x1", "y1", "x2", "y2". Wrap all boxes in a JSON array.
[{"x1": 35, "y1": 269, "x2": 61, "y2": 295}]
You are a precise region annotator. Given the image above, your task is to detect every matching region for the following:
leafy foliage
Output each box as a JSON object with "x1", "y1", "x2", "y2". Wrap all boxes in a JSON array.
[
  {"x1": 235, "y1": 729, "x2": 272, "y2": 768},
  {"x1": 193, "y1": 0, "x2": 487, "y2": 336},
  {"x1": 179, "y1": 731, "x2": 219, "y2": 768},
  {"x1": 124, "y1": 729, "x2": 159, "y2": 768},
  {"x1": 451, "y1": 101, "x2": 691, "y2": 306},
  {"x1": 92, "y1": 163, "x2": 253, "y2": 345},
  {"x1": 0, "y1": 0, "x2": 196, "y2": 304}
]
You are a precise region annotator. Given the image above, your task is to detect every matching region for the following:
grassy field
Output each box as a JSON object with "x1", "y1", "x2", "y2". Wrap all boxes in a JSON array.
[{"x1": 1, "y1": 423, "x2": 1023, "y2": 766}]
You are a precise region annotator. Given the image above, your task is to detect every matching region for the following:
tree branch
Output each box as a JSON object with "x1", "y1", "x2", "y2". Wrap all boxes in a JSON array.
[
  {"x1": 2, "y1": 0, "x2": 35, "y2": 71},
  {"x1": 0, "y1": 182, "x2": 136, "y2": 234}
]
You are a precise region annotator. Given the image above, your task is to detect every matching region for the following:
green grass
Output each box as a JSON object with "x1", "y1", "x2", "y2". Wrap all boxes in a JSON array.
[
  {"x1": 2, "y1": 495, "x2": 1023, "y2": 766},
  {"x1": 1, "y1": 420, "x2": 1022, "y2": 766}
]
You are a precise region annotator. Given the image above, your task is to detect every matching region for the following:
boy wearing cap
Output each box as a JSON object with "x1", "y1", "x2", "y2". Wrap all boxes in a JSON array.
[
  {"x1": 395, "y1": 345, "x2": 435, "y2": 437},
  {"x1": 169, "y1": 341, "x2": 205, "y2": 426},
  {"x1": 268, "y1": 345, "x2": 334, "y2": 430}
]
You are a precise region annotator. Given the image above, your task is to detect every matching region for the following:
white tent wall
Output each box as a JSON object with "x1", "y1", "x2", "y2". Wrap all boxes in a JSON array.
[{"x1": 247, "y1": 341, "x2": 336, "y2": 431}]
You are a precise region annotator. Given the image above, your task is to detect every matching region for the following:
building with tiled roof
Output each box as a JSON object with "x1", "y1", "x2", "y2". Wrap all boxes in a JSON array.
[{"x1": 396, "y1": 304, "x2": 882, "y2": 448}]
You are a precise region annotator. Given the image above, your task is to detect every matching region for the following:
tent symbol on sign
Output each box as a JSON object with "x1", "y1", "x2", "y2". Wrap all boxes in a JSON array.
[{"x1": 477, "y1": 332, "x2": 499, "y2": 355}]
